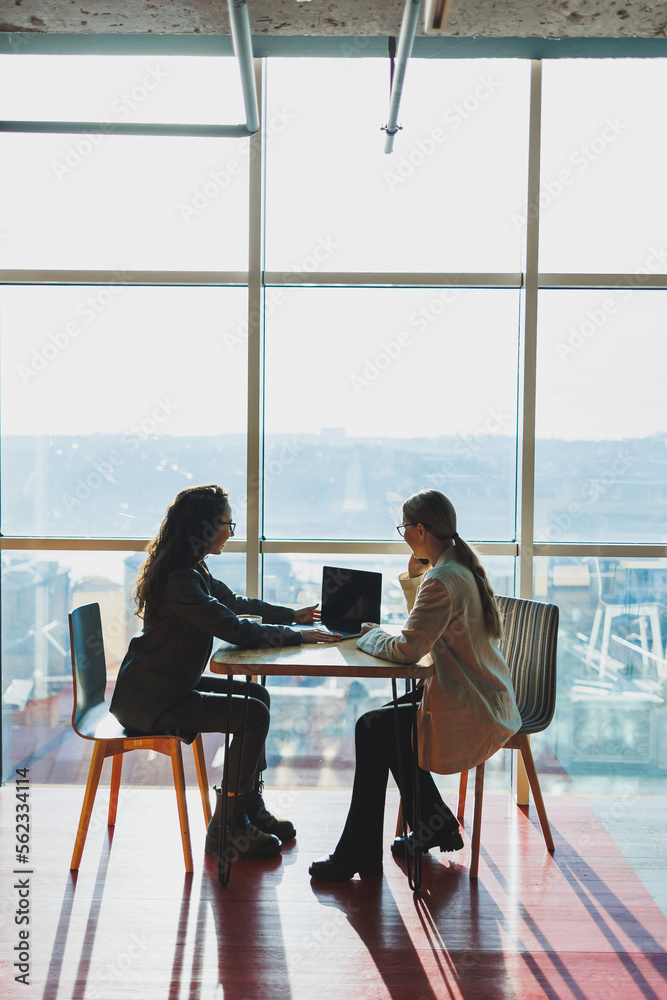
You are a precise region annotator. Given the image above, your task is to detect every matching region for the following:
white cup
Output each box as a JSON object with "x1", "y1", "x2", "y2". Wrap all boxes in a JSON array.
[{"x1": 237, "y1": 614, "x2": 262, "y2": 625}]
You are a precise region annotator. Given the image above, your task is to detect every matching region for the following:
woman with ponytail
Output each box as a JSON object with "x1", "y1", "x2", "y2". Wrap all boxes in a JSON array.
[
  {"x1": 310, "y1": 489, "x2": 521, "y2": 882},
  {"x1": 111, "y1": 484, "x2": 339, "y2": 862}
]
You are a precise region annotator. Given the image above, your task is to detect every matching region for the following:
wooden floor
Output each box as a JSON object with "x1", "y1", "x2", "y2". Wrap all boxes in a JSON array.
[{"x1": 1, "y1": 784, "x2": 666, "y2": 1000}]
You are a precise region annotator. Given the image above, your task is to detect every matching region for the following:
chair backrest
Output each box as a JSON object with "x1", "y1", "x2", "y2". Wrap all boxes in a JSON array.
[
  {"x1": 497, "y1": 596, "x2": 559, "y2": 734},
  {"x1": 69, "y1": 603, "x2": 109, "y2": 735}
]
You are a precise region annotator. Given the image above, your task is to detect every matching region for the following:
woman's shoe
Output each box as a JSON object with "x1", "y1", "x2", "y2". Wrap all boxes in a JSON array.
[
  {"x1": 309, "y1": 853, "x2": 382, "y2": 882},
  {"x1": 245, "y1": 788, "x2": 296, "y2": 842},
  {"x1": 390, "y1": 822, "x2": 464, "y2": 859},
  {"x1": 205, "y1": 787, "x2": 282, "y2": 860}
]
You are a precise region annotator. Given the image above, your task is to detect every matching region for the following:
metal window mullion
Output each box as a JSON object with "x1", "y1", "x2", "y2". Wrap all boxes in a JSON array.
[
  {"x1": 3, "y1": 538, "x2": 666, "y2": 559},
  {"x1": 0, "y1": 270, "x2": 248, "y2": 286},
  {"x1": 533, "y1": 543, "x2": 667, "y2": 558},
  {"x1": 0, "y1": 538, "x2": 249, "y2": 552},
  {"x1": 261, "y1": 540, "x2": 519, "y2": 557},
  {"x1": 517, "y1": 59, "x2": 542, "y2": 601},
  {"x1": 513, "y1": 60, "x2": 543, "y2": 807},
  {"x1": 539, "y1": 273, "x2": 667, "y2": 289},
  {"x1": 262, "y1": 271, "x2": 522, "y2": 288},
  {"x1": 245, "y1": 58, "x2": 264, "y2": 601}
]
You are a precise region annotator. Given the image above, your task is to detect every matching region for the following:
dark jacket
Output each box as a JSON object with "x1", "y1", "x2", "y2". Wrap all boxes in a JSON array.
[{"x1": 110, "y1": 564, "x2": 301, "y2": 732}]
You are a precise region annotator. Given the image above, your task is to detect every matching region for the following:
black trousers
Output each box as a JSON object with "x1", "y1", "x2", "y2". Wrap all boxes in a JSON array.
[
  {"x1": 334, "y1": 691, "x2": 457, "y2": 866},
  {"x1": 152, "y1": 676, "x2": 270, "y2": 793}
]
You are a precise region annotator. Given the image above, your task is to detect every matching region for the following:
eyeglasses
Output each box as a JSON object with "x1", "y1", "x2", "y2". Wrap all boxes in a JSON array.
[
  {"x1": 219, "y1": 521, "x2": 236, "y2": 533},
  {"x1": 396, "y1": 523, "x2": 418, "y2": 537}
]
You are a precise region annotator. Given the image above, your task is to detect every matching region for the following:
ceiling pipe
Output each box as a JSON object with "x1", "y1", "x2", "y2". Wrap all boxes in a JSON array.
[
  {"x1": 382, "y1": 0, "x2": 422, "y2": 154},
  {"x1": 0, "y1": 0, "x2": 259, "y2": 138},
  {"x1": 228, "y1": 0, "x2": 260, "y2": 135}
]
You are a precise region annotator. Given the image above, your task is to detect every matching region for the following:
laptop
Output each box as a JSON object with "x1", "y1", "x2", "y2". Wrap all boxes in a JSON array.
[{"x1": 318, "y1": 565, "x2": 383, "y2": 639}]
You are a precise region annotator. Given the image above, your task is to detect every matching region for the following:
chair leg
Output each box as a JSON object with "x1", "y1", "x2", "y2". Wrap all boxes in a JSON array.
[
  {"x1": 469, "y1": 762, "x2": 485, "y2": 879},
  {"x1": 170, "y1": 743, "x2": 194, "y2": 873},
  {"x1": 395, "y1": 801, "x2": 405, "y2": 837},
  {"x1": 108, "y1": 753, "x2": 123, "y2": 827},
  {"x1": 516, "y1": 734, "x2": 555, "y2": 852},
  {"x1": 457, "y1": 770, "x2": 468, "y2": 822},
  {"x1": 192, "y1": 734, "x2": 212, "y2": 825},
  {"x1": 71, "y1": 741, "x2": 107, "y2": 870}
]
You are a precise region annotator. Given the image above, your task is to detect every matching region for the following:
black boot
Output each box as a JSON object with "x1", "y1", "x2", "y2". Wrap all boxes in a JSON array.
[
  {"x1": 390, "y1": 820, "x2": 463, "y2": 858},
  {"x1": 205, "y1": 786, "x2": 282, "y2": 860},
  {"x1": 309, "y1": 851, "x2": 382, "y2": 882},
  {"x1": 245, "y1": 779, "x2": 296, "y2": 842}
]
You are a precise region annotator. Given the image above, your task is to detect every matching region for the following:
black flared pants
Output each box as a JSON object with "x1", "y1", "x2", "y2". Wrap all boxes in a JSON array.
[{"x1": 334, "y1": 692, "x2": 457, "y2": 866}]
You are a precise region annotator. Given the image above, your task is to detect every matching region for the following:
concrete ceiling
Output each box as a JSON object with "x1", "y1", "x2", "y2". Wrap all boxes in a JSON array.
[{"x1": 3, "y1": 1, "x2": 667, "y2": 38}]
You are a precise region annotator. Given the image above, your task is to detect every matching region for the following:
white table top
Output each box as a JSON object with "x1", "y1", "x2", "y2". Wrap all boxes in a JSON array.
[{"x1": 210, "y1": 633, "x2": 431, "y2": 679}]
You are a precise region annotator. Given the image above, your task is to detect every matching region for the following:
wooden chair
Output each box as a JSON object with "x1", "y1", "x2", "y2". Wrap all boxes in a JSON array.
[
  {"x1": 457, "y1": 596, "x2": 559, "y2": 877},
  {"x1": 396, "y1": 595, "x2": 559, "y2": 878},
  {"x1": 68, "y1": 603, "x2": 212, "y2": 872}
]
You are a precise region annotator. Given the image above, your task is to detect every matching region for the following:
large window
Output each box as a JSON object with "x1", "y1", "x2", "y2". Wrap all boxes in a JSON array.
[
  {"x1": 263, "y1": 287, "x2": 520, "y2": 541},
  {"x1": 1, "y1": 52, "x2": 666, "y2": 810},
  {"x1": 1, "y1": 285, "x2": 248, "y2": 537},
  {"x1": 264, "y1": 59, "x2": 529, "y2": 272}
]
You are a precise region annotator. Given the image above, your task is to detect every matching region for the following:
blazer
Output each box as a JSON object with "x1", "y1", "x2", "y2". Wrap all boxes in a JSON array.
[
  {"x1": 110, "y1": 563, "x2": 301, "y2": 733},
  {"x1": 356, "y1": 548, "x2": 521, "y2": 774}
]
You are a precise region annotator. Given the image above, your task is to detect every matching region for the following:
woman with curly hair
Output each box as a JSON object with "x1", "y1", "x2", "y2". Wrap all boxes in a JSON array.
[{"x1": 111, "y1": 484, "x2": 339, "y2": 861}]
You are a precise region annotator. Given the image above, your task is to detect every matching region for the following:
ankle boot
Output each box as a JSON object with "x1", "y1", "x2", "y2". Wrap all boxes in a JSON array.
[
  {"x1": 390, "y1": 820, "x2": 464, "y2": 859},
  {"x1": 205, "y1": 786, "x2": 282, "y2": 860},
  {"x1": 245, "y1": 779, "x2": 296, "y2": 842}
]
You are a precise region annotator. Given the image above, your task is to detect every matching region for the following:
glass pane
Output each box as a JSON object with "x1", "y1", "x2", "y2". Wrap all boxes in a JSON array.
[
  {"x1": 264, "y1": 288, "x2": 519, "y2": 540},
  {"x1": 265, "y1": 58, "x2": 529, "y2": 272},
  {"x1": 0, "y1": 54, "x2": 245, "y2": 124},
  {"x1": 535, "y1": 290, "x2": 667, "y2": 543},
  {"x1": 262, "y1": 553, "x2": 515, "y2": 789},
  {"x1": 534, "y1": 556, "x2": 667, "y2": 789},
  {"x1": 2, "y1": 549, "x2": 247, "y2": 785},
  {"x1": 540, "y1": 59, "x2": 667, "y2": 273},
  {"x1": 0, "y1": 133, "x2": 249, "y2": 270},
  {"x1": 2, "y1": 550, "x2": 140, "y2": 783},
  {"x1": 1, "y1": 285, "x2": 248, "y2": 537}
]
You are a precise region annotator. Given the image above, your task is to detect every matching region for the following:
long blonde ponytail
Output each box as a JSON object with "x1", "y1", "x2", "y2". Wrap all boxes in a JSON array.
[{"x1": 402, "y1": 489, "x2": 503, "y2": 640}]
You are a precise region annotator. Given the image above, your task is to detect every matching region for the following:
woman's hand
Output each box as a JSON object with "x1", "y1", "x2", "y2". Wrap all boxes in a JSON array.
[
  {"x1": 359, "y1": 622, "x2": 379, "y2": 635},
  {"x1": 300, "y1": 628, "x2": 342, "y2": 643},
  {"x1": 293, "y1": 604, "x2": 321, "y2": 624},
  {"x1": 408, "y1": 554, "x2": 431, "y2": 578}
]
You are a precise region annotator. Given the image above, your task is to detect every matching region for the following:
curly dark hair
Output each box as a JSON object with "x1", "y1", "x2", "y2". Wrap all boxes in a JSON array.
[{"x1": 134, "y1": 484, "x2": 230, "y2": 620}]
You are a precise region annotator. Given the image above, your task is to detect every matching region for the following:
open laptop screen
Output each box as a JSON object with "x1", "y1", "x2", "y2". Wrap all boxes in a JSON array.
[{"x1": 320, "y1": 566, "x2": 382, "y2": 637}]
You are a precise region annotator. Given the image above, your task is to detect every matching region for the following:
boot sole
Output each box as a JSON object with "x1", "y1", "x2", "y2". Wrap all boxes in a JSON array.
[
  {"x1": 205, "y1": 832, "x2": 282, "y2": 860},
  {"x1": 390, "y1": 830, "x2": 464, "y2": 859}
]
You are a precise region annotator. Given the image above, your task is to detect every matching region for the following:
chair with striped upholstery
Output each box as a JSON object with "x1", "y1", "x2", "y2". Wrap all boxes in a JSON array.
[{"x1": 457, "y1": 595, "x2": 559, "y2": 877}]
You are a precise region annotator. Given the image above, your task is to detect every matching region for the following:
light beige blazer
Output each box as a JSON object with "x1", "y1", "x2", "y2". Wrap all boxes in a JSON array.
[{"x1": 356, "y1": 548, "x2": 521, "y2": 774}]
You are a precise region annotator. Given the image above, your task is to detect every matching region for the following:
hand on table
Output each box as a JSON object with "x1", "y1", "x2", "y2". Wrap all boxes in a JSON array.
[
  {"x1": 300, "y1": 628, "x2": 342, "y2": 643},
  {"x1": 359, "y1": 622, "x2": 379, "y2": 636},
  {"x1": 293, "y1": 604, "x2": 321, "y2": 624}
]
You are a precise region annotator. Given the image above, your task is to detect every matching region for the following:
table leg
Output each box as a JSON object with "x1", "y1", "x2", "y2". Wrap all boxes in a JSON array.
[
  {"x1": 391, "y1": 678, "x2": 422, "y2": 891},
  {"x1": 410, "y1": 678, "x2": 422, "y2": 891},
  {"x1": 218, "y1": 674, "x2": 251, "y2": 885}
]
